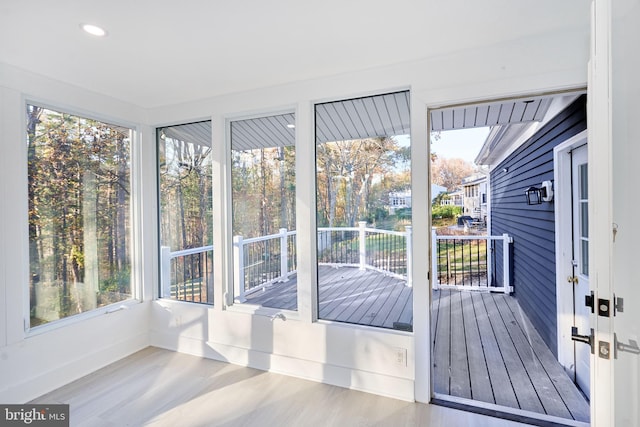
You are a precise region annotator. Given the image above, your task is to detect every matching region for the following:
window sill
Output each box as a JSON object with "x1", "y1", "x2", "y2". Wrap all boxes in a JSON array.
[
  {"x1": 225, "y1": 303, "x2": 301, "y2": 322},
  {"x1": 26, "y1": 299, "x2": 142, "y2": 338}
]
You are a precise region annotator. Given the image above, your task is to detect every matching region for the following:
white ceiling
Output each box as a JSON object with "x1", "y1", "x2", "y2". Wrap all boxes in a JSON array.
[{"x1": 0, "y1": 1, "x2": 590, "y2": 108}]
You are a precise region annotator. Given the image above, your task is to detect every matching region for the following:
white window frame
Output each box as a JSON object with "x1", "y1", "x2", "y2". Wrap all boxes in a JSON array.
[{"x1": 23, "y1": 99, "x2": 143, "y2": 336}]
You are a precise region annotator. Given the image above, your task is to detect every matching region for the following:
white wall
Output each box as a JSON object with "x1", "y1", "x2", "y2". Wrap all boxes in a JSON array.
[
  {"x1": 0, "y1": 64, "x2": 154, "y2": 403},
  {"x1": 0, "y1": 24, "x2": 590, "y2": 405}
]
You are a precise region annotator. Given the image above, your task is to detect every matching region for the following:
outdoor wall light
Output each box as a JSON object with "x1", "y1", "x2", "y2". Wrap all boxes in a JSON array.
[{"x1": 525, "y1": 180, "x2": 554, "y2": 205}]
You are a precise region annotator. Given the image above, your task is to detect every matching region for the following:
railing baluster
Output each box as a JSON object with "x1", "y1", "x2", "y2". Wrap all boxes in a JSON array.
[{"x1": 189, "y1": 254, "x2": 195, "y2": 302}]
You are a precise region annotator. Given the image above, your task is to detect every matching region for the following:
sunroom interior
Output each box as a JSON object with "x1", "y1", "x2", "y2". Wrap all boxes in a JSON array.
[{"x1": 0, "y1": 1, "x2": 607, "y2": 425}]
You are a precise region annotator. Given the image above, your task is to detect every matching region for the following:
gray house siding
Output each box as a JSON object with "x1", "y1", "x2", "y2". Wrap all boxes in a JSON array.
[{"x1": 490, "y1": 95, "x2": 587, "y2": 356}]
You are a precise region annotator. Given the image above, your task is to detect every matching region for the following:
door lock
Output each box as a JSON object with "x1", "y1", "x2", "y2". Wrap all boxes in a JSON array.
[{"x1": 571, "y1": 326, "x2": 594, "y2": 354}]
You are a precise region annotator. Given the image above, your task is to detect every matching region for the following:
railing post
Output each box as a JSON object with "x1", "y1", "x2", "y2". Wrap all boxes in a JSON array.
[
  {"x1": 502, "y1": 233, "x2": 513, "y2": 294},
  {"x1": 233, "y1": 235, "x2": 246, "y2": 303},
  {"x1": 487, "y1": 235, "x2": 493, "y2": 288},
  {"x1": 405, "y1": 225, "x2": 413, "y2": 287},
  {"x1": 358, "y1": 221, "x2": 367, "y2": 270},
  {"x1": 161, "y1": 246, "x2": 171, "y2": 298},
  {"x1": 431, "y1": 228, "x2": 439, "y2": 290},
  {"x1": 279, "y1": 228, "x2": 289, "y2": 282}
]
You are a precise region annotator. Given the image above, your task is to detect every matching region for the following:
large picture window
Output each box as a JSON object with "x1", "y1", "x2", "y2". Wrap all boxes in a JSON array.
[
  {"x1": 314, "y1": 91, "x2": 413, "y2": 330},
  {"x1": 230, "y1": 113, "x2": 296, "y2": 309},
  {"x1": 157, "y1": 121, "x2": 213, "y2": 304},
  {"x1": 27, "y1": 105, "x2": 133, "y2": 327}
]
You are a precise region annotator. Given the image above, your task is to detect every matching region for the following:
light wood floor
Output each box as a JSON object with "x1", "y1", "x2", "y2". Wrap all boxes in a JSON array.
[
  {"x1": 432, "y1": 290, "x2": 590, "y2": 423},
  {"x1": 247, "y1": 266, "x2": 413, "y2": 329},
  {"x1": 31, "y1": 347, "x2": 531, "y2": 427}
]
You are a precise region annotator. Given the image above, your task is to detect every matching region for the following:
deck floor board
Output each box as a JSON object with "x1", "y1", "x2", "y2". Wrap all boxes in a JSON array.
[
  {"x1": 434, "y1": 290, "x2": 589, "y2": 422},
  {"x1": 247, "y1": 266, "x2": 411, "y2": 328}
]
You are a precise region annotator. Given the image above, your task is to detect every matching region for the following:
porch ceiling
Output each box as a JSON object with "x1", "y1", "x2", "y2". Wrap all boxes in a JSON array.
[
  {"x1": 315, "y1": 91, "x2": 411, "y2": 143},
  {"x1": 231, "y1": 113, "x2": 296, "y2": 151},
  {"x1": 429, "y1": 96, "x2": 553, "y2": 132},
  {"x1": 160, "y1": 93, "x2": 561, "y2": 149},
  {"x1": 161, "y1": 121, "x2": 212, "y2": 148}
]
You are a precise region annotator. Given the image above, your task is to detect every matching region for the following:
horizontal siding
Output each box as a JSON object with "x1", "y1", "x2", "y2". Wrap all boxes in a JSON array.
[{"x1": 491, "y1": 95, "x2": 587, "y2": 356}]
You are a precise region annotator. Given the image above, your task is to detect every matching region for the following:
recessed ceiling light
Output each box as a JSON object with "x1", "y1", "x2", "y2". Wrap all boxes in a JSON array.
[
  {"x1": 286, "y1": 124, "x2": 295, "y2": 129},
  {"x1": 81, "y1": 23, "x2": 107, "y2": 37}
]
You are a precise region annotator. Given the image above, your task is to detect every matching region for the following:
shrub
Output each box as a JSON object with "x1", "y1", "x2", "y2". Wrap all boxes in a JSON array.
[{"x1": 432, "y1": 205, "x2": 461, "y2": 219}]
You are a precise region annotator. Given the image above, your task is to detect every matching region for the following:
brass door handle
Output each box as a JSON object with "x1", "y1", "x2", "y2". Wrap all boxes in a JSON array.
[{"x1": 567, "y1": 276, "x2": 578, "y2": 284}]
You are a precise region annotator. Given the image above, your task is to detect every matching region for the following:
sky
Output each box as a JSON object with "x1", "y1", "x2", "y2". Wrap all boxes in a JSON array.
[{"x1": 431, "y1": 127, "x2": 490, "y2": 164}]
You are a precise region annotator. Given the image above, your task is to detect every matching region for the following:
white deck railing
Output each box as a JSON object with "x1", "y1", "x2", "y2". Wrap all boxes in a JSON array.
[
  {"x1": 160, "y1": 225, "x2": 512, "y2": 304},
  {"x1": 233, "y1": 222, "x2": 412, "y2": 302},
  {"x1": 431, "y1": 228, "x2": 513, "y2": 294},
  {"x1": 160, "y1": 245, "x2": 214, "y2": 303}
]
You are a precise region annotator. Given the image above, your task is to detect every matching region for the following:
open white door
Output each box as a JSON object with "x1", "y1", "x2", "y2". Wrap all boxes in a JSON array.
[
  {"x1": 610, "y1": 0, "x2": 640, "y2": 425},
  {"x1": 571, "y1": 144, "x2": 591, "y2": 397},
  {"x1": 555, "y1": 132, "x2": 592, "y2": 400},
  {"x1": 591, "y1": 0, "x2": 640, "y2": 425}
]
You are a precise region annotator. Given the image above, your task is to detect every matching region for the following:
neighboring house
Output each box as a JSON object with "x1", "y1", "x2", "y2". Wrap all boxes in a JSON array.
[
  {"x1": 444, "y1": 189, "x2": 464, "y2": 207},
  {"x1": 475, "y1": 94, "x2": 589, "y2": 395},
  {"x1": 389, "y1": 184, "x2": 446, "y2": 213},
  {"x1": 388, "y1": 190, "x2": 411, "y2": 214},
  {"x1": 461, "y1": 172, "x2": 487, "y2": 221}
]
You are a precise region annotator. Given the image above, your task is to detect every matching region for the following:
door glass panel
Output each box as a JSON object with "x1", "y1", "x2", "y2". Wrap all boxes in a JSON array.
[
  {"x1": 581, "y1": 202, "x2": 589, "y2": 238},
  {"x1": 580, "y1": 163, "x2": 588, "y2": 199},
  {"x1": 579, "y1": 163, "x2": 588, "y2": 276},
  {"x1": 581, "y1": 239, "x2": 589, "y2": 276}
]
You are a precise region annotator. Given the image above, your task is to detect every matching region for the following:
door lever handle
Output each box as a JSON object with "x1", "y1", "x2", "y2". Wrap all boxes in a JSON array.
[{"x1": 571, "y1": 326, "x2": 594, "y2": 354}]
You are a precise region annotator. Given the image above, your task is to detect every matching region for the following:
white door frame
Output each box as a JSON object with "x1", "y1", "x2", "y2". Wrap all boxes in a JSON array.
[
  {"x1": 589, "y1": 0, "x2": 614, "y2": 425},
  {"x1": 554, "y1": 130, "x2": 589, "y2": 381}
]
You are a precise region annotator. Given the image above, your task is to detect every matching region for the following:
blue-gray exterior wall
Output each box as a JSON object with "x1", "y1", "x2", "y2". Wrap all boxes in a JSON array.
[{"x1": 490, "y1": 95, "x2": 587, "y2": 356}]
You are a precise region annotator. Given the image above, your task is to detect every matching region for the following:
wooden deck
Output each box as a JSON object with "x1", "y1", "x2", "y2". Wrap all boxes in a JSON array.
[
  {"x1": 246, "y1": 266, "x2": 413, "y2": 329},
  {"x1": 432, "y1": 289, "x2": 590, "y2": 423},
  {"x1": 246, "y1": 267, "x2": 589, "y2": 423}
]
